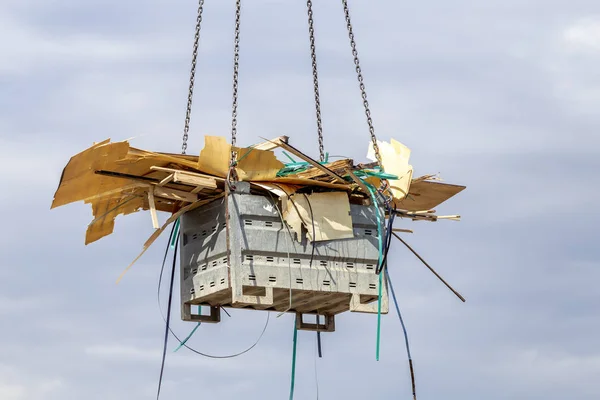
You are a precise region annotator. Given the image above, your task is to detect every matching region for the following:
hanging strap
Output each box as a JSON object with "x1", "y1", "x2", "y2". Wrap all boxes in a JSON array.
[{"x1": 289, "y1": 322, "x2": 299, "y2": 400}]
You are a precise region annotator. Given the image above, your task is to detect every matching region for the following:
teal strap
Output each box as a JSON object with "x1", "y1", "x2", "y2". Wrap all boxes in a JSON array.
[
  {"x1": 365, "y1": 183, "x2": 384, "y2": 361},
  {"x1": 289, "y1": 322, "x2": 298, "y2": 400},
  {"x1": 173, "y1": 322, "x2": 201, "y2": 352},
  {"x1": 170, "y1": 218, "x2": 180, "y2": 249}
]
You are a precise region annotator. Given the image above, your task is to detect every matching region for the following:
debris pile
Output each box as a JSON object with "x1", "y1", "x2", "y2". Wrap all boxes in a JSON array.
[{"x1": 51, "y1": 134, "x2": 465, "y2": 274}]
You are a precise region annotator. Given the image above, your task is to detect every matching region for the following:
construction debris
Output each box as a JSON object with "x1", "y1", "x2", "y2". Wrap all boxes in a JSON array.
[{"x1": 51, "y1": 135, "x2": 465, "y2": 247}]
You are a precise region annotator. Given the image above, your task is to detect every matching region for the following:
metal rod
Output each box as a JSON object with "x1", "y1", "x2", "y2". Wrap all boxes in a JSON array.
[{"x1": 391, "y1": 232, "x2": 466, "y2": 303}]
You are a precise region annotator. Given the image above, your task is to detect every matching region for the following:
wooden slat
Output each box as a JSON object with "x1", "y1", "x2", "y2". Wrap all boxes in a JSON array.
[
  {"x1": 147, "y1": 190, "x2": 159, "y2": 229},
  {"x1": 253, "y1": 135, "x2": 289, "y2": 151},
  {"x1": 153, "y1": 187, "x2": 198, "y2": 203},
  {"x1": 173, "y1": 171, "x2": 217, "y2": 190}
]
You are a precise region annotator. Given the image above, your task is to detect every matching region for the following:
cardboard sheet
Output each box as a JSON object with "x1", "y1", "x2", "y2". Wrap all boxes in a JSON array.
[
  {"x1": 398, "y1": 180, "x2": 466, "y2": 211},
  {"x1": 283, "y1": 192, "x2": 354, "y2": 242},
  {"x1": 197, "y1": 135, "x2": 284, "y2": 181},
  {"x1": 367, "y1": 138, "x2": 413, "y2": 200}
]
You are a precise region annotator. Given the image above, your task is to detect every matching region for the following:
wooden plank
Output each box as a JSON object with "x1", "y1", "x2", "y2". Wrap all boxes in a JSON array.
[
  {"x1": 264, "y1": 137, "x2": 347, "y2": 184},
  {"x1": 253, "y1": 135, "x2": 289, "y2": 151},
  {"x1": 158, "y1": 174, "x2": 174, "y2": 187},
  {"x1": 153, "y1": 187, "x2": 198, "y2": 203},
  {"x1": 346, "y1": 170, "x2": 371, "y2": 195},
  {"x1": 173, "y1": 171, "x2": 217, "y2": 190},
  {"x1": 392, "y1": 228, "x2": 413, "y2": 233},
  {"x1": 295, "y1": 159, "x2": 354, "y2": 180},
  {"x1": 150, "y1": 166, "x2": 226, "y2": 182},
  {"x1": 147, "y1": 190, "x2": 159, "y2": 229}
]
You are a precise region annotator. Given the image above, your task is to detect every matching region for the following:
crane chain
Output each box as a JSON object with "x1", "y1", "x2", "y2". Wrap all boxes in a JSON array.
[
  {"x1": 341, "y1": 0, "x2": 383, "y2": 168},
  {"x1": 181, "y1": 0, "x2": 205, "y2": 155},
  {"x1": 230, "y1": 0, "x2": 242, "y2": 153},
  {"x1": 306, "y1": 0, "x2": 325, "y2": 162}
]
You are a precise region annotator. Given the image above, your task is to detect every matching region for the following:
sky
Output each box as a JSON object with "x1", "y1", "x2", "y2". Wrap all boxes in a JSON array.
[{"x1": 1, "y1": 0, "x2": 600, "y2": 399}]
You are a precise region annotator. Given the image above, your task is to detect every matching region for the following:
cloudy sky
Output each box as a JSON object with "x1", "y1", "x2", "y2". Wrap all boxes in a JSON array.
[{"x1": 1, "y1": 0, "x2": 600, "y2": 399}]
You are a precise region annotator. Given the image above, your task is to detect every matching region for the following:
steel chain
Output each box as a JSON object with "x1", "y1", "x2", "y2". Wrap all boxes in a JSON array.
[
  {"x1": 230, "y1": 0, "x2": 242, "y2": 154},
  {"x1": 306, "y1": 0, "x2": 325, "y2": 162},
  {"x1": 341, "y1": 0, "x2": 382, "y2": 168},
  {"x1": 181, "y1": 0, "x2": 205, "y2": 155}
]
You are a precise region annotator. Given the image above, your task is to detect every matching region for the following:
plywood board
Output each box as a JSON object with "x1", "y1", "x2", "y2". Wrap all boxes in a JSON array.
[{"x1": 397, "y1": 180, "x2": 466, "y2": 211}]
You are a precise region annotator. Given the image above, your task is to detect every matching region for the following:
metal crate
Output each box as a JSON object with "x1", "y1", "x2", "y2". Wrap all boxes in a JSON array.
[{"x1": 179, "y1": 183, "x2": 388, "y2": 332}]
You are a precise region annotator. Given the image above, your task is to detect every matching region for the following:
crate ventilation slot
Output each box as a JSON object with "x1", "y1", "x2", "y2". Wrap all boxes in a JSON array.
[
  {"x1": 349, "y1": 282, "x2": 357, "y2": 288},
  {"x1": 293, "y1": 258, "x2": 301, "y2": 265},
  {"x1": 323, "y1": 280, "x2": 331, "y2": 286},
  {"x1": 220, "y1": 278, "x2": 225, "y2": 285},
  {"x1": 364, "y1": 229, "x2": 373, "y2": 236},
  {"x1": 201, "y1": 264, "x2": 207, "y2": 271},
  {"x1": 319, "y1": 261, "x2": 327, "y2": 267},
  {"x1": 369, "y1": 283, "x2": 377, "y2": 290},
  {"x1": 296, "y1": 278, "x2": 304, "y2": 284},
  {"x1": 244, "y1": 220, "x2": 253, "y2": 226},
  {"x1": 268, "y1": 276, "x2": 277, "y2": 283},
  {"x1": 245, "y1": 255, "x2": 254, "y2": 261},
  {"x1": 248, "y1": 274, "x2": 256, "y2": 281},
  {"x1": 265, "y1": 221, "x2": 273, "y2": 227},
  {"x1": 366, "y1": 264, "x2": 375, "y2": 270},
  {"x1": 346, "y1": 262, "x2": 354, "y2": 268},
  {"x1": 190, "y1": 288, "x2": 195, "y2": 294},
  {"x1": 191, "y1": 268, "x2": 198, "y2": 275},
  {"x1": 210, "y1": 281, "x2": 216, "y2": 288},
  {"x1": 266, "y1": 256, "x2": 274, "y2": 263}
]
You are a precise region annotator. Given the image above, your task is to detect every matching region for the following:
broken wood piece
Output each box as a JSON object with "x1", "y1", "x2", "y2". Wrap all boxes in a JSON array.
[
  {"x1": 392, "y1": 228, "x2": 413, "y2": 233},
  {"x1": 158, "y1": 174, "x2": 174, "y2": 187},
  {"x1": 116, "y1": 195, "x2": 224, "y2": 284},
  {"x1": 295, "y1": 159, "x2": 354, "y2": 180},
  {"x1": 150, "y1": 166, "x2": 226, "y2": 182},
  {"x1": 263, "y1": 137, "x2": 347, "y2": 184},
  {"x1": 346, "y1": 170, "x2": 371, "y2": 195},
  {"x1": 147, "y1": 190, "x2": 159, "y2": 229},
  {"x1": 436, "y1": 215, "x2": 461, "y2": 221},
  {"x1": 173, "y1": 171, "x2": 217, "y2": 190},
  {"x1": 153, "y1": 187, "x2": 198, "y2": 203},
  {"x1": 253, "y1": 135, "x2": 289, "y2": 151}
]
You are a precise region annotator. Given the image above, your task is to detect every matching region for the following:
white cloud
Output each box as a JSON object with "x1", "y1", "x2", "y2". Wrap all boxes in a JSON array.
[{"x1": 563, "y1": 17, "x2": 600, "y2": 52}]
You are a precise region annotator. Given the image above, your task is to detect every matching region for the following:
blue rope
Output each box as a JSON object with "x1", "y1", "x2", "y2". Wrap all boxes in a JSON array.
[
  {"x1": 385, "y1": 268, "x2": 417, "y2": 399},
  {"x1": 385, "y1": 269, "x2": 412, "y2": 359}
]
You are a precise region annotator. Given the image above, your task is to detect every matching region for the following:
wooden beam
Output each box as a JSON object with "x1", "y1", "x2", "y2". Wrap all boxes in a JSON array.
[
  {"x1": 264, "y1": 137, "x2": 347, "y2": 184},
  {"x1": 173, "y1": 171, "x2": 217, "y2": 190},
  {"x1": 253, "y1": 135, "x2": 289, "y2": 151},
  {"x1": 150, "y1": 166, "x2": 225, "y2": 182}
]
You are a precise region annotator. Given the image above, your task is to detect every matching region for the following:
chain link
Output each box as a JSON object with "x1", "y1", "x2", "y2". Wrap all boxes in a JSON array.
[
  {"x1": 181, "y1": 0, "x2": 205, "y2": 155},
  {"x1": 306, "y1": 0, "x2": 325, "y2": 162},
  {"x1": 341, "y1": 0, "x2": 382, "y2": 168},
  {"x1": 230, "y1": 0, "x2": 242, "y2": 152}
]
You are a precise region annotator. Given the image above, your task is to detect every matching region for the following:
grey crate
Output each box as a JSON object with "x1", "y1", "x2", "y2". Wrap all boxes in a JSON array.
[{"x1": 179, "y1": 183, "x2": 389, "y2": 331}]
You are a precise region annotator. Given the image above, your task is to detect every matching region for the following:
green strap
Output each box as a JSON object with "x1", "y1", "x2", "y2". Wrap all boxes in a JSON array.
[
  {"x1": 289, "y1": 322, "x2": 298, "y2": 400},
  {"x1": 173, "y1": 322, "x2": 201, "y2": 352},
  {"x1": 170, "y1": 218, "x2": 180, "y2": 249},
  {"x1": 365, "y1": 183, "x2": 384, "y2": 361}
]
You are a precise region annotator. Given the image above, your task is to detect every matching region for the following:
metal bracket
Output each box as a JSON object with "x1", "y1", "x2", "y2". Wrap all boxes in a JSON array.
[
  {"x1": 182, "y1": 304, "x2": 221, "y2": 323},
  {"x1": 295, "y1": 312, "x2": 335, "y2": 332}
]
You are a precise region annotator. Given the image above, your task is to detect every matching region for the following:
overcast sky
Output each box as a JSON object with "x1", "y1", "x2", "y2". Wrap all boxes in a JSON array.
[{"x1": 1, "y1": 0, "x2": 600, "y2": 399}]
